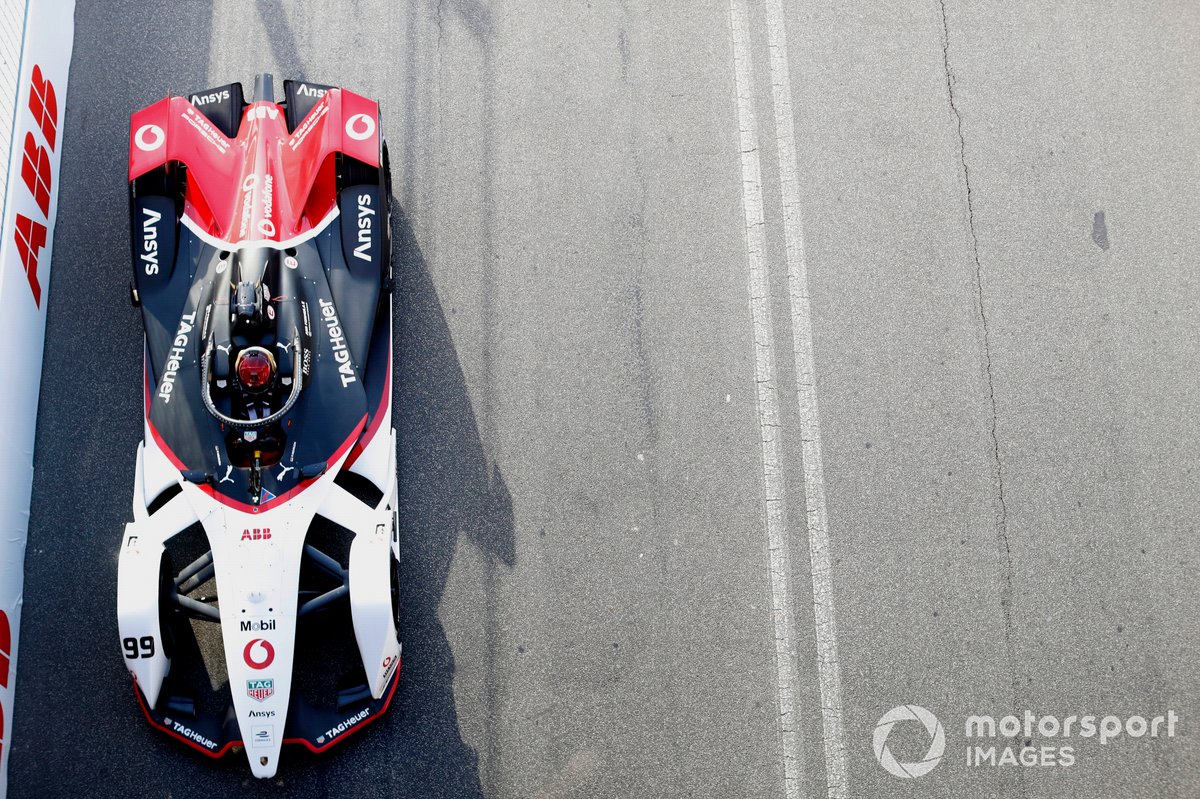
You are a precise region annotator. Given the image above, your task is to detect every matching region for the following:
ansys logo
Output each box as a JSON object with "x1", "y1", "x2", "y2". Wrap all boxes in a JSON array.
[{"x1": 874, "y1": 705, "x2": 946, "y2": 778}]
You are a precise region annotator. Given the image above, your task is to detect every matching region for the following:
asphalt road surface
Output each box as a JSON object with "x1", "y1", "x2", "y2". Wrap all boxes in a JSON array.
[{"x1": 9, "y1": 0, "x2": 1200, "y2": 797}]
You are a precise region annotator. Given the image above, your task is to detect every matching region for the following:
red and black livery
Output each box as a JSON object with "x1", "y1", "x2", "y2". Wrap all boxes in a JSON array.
[{"x1": 118, "y1": 75, "x2": 402, "y2": 778}]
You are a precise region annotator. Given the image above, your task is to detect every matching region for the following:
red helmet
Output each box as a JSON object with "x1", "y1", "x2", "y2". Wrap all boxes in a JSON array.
[{"x1": 235, "y1": 346, "x2": 275, "y2": 391}]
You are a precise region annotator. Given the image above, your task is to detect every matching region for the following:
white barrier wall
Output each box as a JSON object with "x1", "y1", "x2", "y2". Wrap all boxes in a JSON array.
[{"x1": 0, "y1": 1, "x2": 75, "y2": 795}]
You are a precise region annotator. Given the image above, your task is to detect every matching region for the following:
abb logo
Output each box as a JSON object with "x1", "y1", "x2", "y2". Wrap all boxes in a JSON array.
[
  {"x1": 241, "y1": 527, "x2": 271, "y2": 541},
  {"x1": 0, "y1": 610, "x2": 10, "y2": 763},
  {"x1": 14, "y1": 65, "x2": 59, "y2": 308}
]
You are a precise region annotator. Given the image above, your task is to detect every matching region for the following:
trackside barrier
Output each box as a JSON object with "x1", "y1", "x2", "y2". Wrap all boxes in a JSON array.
[{"x1": 0, "y1": 1, "x2": 76, "y2": 795}]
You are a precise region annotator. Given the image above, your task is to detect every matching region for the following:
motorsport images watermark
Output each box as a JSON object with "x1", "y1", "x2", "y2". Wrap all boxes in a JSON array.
[{"x1": 873, "y1": 704, "x2": 1181, "y2": 777}]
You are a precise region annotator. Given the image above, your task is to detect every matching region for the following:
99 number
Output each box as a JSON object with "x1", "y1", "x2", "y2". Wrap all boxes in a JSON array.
[{"x1": 122, "y1": 636, "x2": 155, "y2": 659}]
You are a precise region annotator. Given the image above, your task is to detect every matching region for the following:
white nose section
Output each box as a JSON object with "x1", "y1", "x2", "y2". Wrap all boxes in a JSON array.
[{"x1": 204, "y1": 505, "x2": 306, "y2": 780}]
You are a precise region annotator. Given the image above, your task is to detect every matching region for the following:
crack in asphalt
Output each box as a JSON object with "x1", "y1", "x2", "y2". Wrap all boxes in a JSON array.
[
  {"x1": 436, "y1": 0, "x2": 447, "y2": 57},
  {"x1": 939, "y1": 0, "x2": 1024, "y2": 757}
]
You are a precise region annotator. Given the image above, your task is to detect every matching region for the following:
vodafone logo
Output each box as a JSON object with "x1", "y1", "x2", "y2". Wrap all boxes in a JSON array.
[
  {"x1": 243, "y1": 638, "x2": 275, "y2": 670},
  {"x1": 345, "y1": 113, "x2": 375, "y2": 141},
  {"x1": 134, "y1": 123, "x2": 165, "y2": 152}
]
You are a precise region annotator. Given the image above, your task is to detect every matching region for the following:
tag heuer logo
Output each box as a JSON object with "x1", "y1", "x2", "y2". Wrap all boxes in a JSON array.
[{"x1": 247, "y1": 678, "x2": 274, "y2": 702}]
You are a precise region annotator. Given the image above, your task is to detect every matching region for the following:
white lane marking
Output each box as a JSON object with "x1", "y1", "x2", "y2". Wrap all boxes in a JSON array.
[
  {"x1": 727, "y1": 2, "x2": 803, "y2": 797},
  {"x1": 761, "y1": 0, "x2": 848, "y2": 796}
]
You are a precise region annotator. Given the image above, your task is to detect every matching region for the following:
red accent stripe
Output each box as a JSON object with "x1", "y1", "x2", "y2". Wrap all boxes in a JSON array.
[
  {"x1": 345, "y1": 338, "x2": 392, "y2": 469},
  {"x1": 192, "y1": 414, "x2": 366, "y2": 513},
  {"x1": 194, "y1": 410, "x2": 362, "y2": 511},
  {"x1": 143, "y1": 364, "x2": 367, "y2": 513}
]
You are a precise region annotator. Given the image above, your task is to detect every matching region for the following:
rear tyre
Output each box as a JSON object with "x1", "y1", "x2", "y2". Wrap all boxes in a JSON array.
[{"x1": 157, "y1": 552, "x2": 177, "y2": 663}]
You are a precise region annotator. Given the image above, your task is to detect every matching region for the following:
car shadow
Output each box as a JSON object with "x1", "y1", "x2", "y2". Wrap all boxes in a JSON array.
[
  {"x1": 186, "y1": 158, "x2": 513, "y2": 799},
  {"x1": 385, "y1": 205, "x2": 516, "y2": 798}
]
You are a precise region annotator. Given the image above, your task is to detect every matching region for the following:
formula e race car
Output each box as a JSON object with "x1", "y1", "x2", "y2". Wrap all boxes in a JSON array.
[{"x1": 117, "y1": 74, "x2": 399, "y2": 778}]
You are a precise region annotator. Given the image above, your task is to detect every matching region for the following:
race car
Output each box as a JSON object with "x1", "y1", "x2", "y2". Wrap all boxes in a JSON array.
[{"x1": 116, "y1": 74, "x2": 400, "y2": 778}]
